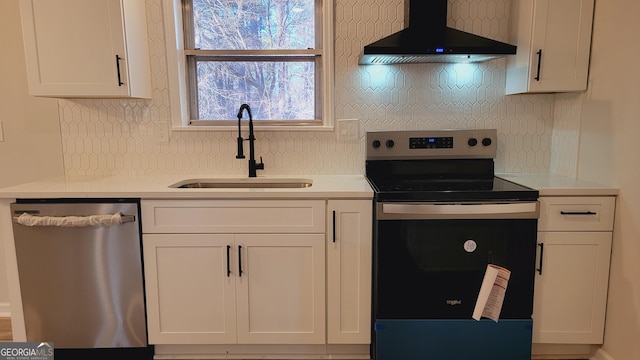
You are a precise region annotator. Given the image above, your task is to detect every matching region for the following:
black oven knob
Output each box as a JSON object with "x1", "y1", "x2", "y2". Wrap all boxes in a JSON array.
[
  {"x1": 386, "y1": 139, "x2": 395, "y2": 148},
  {"x1": 468, "y1": 138, "x2": 478, "y2": 147},
  {"x1": 482, "y1": 138, "x2": 492, "y2": 146},
  {"x1": 372, "y1": 140, "x2": 381, "y2": 148}
]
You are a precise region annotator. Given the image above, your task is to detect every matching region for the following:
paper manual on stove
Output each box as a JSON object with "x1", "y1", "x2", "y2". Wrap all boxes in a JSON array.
[{"x1": 472, "y1": 264, "x2": 511, "y2": 322}]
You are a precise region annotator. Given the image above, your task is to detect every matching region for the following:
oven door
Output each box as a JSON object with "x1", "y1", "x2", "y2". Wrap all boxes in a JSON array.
[{"x1": 374, "y1": 201, "x2": 538, "y2": 320}]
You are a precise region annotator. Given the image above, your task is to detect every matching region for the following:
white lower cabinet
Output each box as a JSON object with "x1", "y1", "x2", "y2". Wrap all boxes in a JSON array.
[
  {"x1": 533, "y1": 196, "x2": 615, "y2": 344},
  {"x1": 144, "y1": 232, "x2": 325, "y2": 344},
  {"x1": 533, "y1": 232, "x2": 612, "y2": 343},
  {"x1": 236, "y1": 233, "x2": 325, "y2": 344},
  {"x1": 143, "y1": 234, "x2": 237, "y2": 344},
  {"x1": 141, "y1": 199, "x2": 372, "y2": 351},
  {"x1": 327, "y1": 200, "x2": 372, "y2": 344},
  {"x1": 142, "y1": 200, "x2": 327, "y2": 345}
]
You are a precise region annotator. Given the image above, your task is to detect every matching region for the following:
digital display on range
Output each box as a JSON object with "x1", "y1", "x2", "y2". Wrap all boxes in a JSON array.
[{"x1": 409, "y1": 136, "x2": 453, "y2": 149}]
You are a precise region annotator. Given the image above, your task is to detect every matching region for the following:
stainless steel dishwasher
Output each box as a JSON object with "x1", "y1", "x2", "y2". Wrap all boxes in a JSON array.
[{"x1": 10, "y1": 199, "x2": 148, "y2": 355}]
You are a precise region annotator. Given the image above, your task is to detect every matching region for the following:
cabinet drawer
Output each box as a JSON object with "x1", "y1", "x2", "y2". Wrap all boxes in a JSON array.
[
  {"x1": 538, "y1": 197, "x2": 615, "y2": 231},
  {"x1": 142, "y1": 200, "x2": 325, "y2": 234}
]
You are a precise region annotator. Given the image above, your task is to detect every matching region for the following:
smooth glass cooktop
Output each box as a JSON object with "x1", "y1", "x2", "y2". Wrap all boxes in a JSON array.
[{"x1": 367, "y1": 176, "x2": 538, "y2": 202}]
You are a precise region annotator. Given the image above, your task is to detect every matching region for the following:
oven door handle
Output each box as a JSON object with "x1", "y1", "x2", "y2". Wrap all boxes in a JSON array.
[{"x1": 379, "y1": 202, "x2": 539, "y2": 219}]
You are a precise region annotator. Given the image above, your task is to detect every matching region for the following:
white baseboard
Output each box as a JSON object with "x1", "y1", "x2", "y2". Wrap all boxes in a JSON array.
[
  {"x1": 154, "y1": 344, "x2": 370, "y2": 359},
  {"x1": 0, "y1": 302, "x2": 10, "y2": 317},
  {"x1": 591, "y1": 348, "x2": 615, "y2": 360}
]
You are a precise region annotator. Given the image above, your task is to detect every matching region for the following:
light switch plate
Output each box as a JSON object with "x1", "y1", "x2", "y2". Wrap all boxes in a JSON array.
[{"x1": 337, "y1": 119, "x2": 358, "y2": 141}]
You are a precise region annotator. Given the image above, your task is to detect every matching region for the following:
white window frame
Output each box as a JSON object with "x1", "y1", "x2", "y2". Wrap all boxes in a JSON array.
[{"x1": 162, "y1": 0, "x2": 334, "y2": 131}]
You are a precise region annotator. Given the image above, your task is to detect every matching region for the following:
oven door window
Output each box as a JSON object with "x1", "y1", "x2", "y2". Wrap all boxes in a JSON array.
[{"x1": 375, "y1": 219, "x2": 536, "y2": 320}]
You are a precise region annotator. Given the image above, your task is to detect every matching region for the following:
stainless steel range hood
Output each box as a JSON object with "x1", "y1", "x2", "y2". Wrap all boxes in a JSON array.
[{"x1": 359, "y1": 0, "x2": 517, "y2": 65}]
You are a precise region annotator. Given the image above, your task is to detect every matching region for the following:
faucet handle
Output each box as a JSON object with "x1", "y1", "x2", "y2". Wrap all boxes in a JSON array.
[{"x1": 256, "y1": 156, "x2": 265, "y2": 170}]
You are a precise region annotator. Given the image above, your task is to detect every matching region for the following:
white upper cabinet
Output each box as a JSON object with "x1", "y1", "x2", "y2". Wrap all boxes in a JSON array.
[
  {"x1": 506, "y1": 0, "x2": 595, "y2": 94},
  {"x1": 19, "y1": 0, "x2": 152, "y2": 98}
]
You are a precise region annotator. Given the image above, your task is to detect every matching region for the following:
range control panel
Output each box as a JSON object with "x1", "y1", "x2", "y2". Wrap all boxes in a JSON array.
[
  {"x1": 409, "y1": 136, "x2": 453, "y2": 149},
  {"x1": 366, "y1": 129, "x2": 497, "y2": 160}
]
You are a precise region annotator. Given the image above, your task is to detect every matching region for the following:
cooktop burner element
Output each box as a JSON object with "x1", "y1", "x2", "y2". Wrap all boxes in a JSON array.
[{"x1": 365, "y1": 129, "x2": 538, "y2": 202}]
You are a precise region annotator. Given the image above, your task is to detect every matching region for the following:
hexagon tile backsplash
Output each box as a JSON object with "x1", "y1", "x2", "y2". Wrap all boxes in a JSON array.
[{"x1": 58, "y1": 0, "x2": 560, "y2": 177}]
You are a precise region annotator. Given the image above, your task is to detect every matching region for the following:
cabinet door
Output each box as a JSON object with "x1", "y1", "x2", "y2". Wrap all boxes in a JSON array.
[
  {"x1": 327, "y1": 200, "x2": 372, "y2": 344},
  {"x1": 529, "y1": 0, "x2": 594, "y2": 92},
  {"x1": 19, "y1": 0, "x2": 150, "y2": 98},
  {"x1": 235, "y1": 234, "x2": 326, "y2": 344},
  {"x1": 506, "y1": 0, "x2": 594, "y2": 94},
  {"x1": 533, "y1": 231, "x2": 612, "y2": 344},
  {"x1": 143, "y1": 234, "x2": 237, "y2": 344}
]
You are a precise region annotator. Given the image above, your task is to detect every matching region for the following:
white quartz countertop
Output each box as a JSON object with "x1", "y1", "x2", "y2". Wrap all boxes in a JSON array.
[
  {"x1": 498, "y1": 173, "x2": 619, "y2": 196},
  {"x1": 0, "y1": 173, "x2": 619, "y2": 200},
  {"x1": 0, "y1": 175, "x2": 374, "y2": 200}
]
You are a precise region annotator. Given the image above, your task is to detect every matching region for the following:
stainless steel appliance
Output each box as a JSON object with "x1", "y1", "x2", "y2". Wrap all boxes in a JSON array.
[
  {"x1": 366, "y1": 130, "x2": 539, "y2": 360},
  {"x1": 10, "y1": 199, "x2": 150, "y2": 358},
  {"x1": 359, "y1": 0, "x2": 517, "y2": 64}
]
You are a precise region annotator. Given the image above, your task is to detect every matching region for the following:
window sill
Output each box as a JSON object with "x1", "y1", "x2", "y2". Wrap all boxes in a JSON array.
[{"x1": 171, "y1": 124, "x2": 335, "y2": 132}]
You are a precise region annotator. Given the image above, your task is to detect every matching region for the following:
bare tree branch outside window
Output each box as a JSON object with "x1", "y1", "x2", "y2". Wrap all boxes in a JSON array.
[{"x1": 185, "y1": 0, "x2": 321, "y2": 123}]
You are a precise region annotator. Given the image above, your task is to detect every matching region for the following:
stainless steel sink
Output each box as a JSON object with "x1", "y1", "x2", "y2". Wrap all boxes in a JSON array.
[{"x1": 169, "y1": 178, "x2": 313, "y2": 189}]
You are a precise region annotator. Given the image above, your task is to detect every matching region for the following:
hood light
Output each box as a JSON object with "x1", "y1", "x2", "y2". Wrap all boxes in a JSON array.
[{"x1": 361, "y1": 54, "x2": 502, "y2": 65}]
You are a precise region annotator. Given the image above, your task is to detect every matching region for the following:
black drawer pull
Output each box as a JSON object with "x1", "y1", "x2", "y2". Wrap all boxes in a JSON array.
[
  {"x1": 536, "y1": 243, "x2": 544, "y2": 275},
  {"x1": 115, "y1": 55, "x2": 124, "y2": 86},
  {"x1": 560, "y1": 211, "x2": 597, "y2": 215},
  {"x1": 226, "y1": 245, "x2": 231, "y2": 277},
  {"x1": 238, "y1": 245, "x2": 243, "y2": 277},
  {"x1": 332, "y1": 210, "x2": 336, "y2": 243},
  {"x1": 534, "y1": 49, "x2": 542, "y2": 81}
]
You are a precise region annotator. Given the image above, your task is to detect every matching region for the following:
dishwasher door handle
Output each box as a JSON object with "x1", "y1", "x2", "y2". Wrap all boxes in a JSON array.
[{"x1": 13, "y1": 213, "x2": 135, "y2": 227}]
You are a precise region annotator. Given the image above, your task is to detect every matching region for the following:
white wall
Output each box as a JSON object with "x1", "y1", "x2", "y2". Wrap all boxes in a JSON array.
[
  {"x1": 0, "y1": 1, "x2": 64, "y2": 309},
  {"x1": 575, "y1": 1, "x2": 640, "y2": 360},
  {"x1": 0, "y1": 1, "x2": 64, "y2": 186}
]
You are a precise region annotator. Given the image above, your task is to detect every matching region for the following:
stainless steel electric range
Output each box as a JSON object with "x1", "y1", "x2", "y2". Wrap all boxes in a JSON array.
[{"x1": 366, "y1": 129, "x2": 539, "y2": 360}]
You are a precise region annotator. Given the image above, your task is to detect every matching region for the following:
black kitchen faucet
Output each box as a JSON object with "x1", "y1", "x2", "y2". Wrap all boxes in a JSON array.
[{"x1": 236, "y1": 104, "x2": 264, "y2": 177}]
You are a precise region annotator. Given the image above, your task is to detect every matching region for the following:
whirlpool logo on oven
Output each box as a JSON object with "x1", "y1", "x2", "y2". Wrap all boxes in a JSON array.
[{"x1": 446, "y1": 299, "x2": 462, "y2": 305}]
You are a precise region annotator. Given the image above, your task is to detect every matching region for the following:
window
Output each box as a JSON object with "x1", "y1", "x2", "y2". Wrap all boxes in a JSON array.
[{"x1": 176, "y1": 0, "x2": 331, "y2": 128}]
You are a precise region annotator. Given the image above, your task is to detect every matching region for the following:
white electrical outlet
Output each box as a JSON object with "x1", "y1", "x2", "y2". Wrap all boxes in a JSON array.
[
  {"x1": 153, "y1": 122, "x2": 169, "y2": 143},
  {"x1": 337, "y1": 119, "x2": 359, "y2": 141}
]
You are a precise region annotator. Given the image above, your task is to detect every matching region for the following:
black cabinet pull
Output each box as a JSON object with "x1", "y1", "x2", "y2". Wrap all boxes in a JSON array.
[
  {"x1": 238, "y1": 245, "x2": 243, "y2": 277},
  {"x1": 560, "y1": 211, "x2": 597, "y2": 215},
  {"x1": 226, "y1": 245, "x2": 231, "y2": 277},
  {"x1": 536, "y1": 243, "x2": 544, "y2": 275},
  {"x1": 115, "y1": 55, "x2": 124, "y2": 86},
  {"x1": 534, "y1": 49, "x2": 542, "y2": 81},
  {"x1": 332, "y1": 210, "x2": 336, "y2": 243}
]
